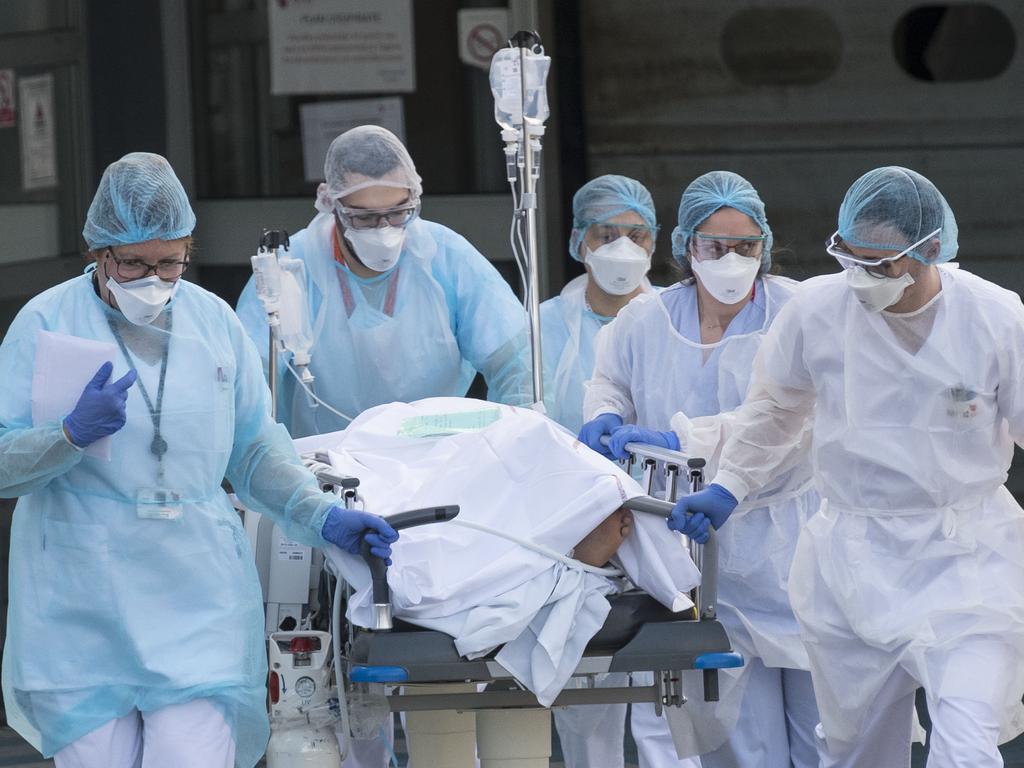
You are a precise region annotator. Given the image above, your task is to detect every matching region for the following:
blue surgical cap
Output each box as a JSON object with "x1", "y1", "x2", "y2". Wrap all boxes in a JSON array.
[
  {"x1": 569, "y1": 175, "x2": 658, "y2": 262},
  {"x1": 83, "y1": 152, "x2": 195, "y2": 250},
  {"x1": 838, "y1": 166, "x2": 958, "y2": 264},
  {"x1": 670, "y1": 171, "x2": 773, "y2": 271}
]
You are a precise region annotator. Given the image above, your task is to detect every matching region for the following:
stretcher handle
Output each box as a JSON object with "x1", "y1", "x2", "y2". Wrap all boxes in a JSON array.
[
  {"x1": 598, "y1": 436, "x2": 690, "y2": 466},
  {"x1": 360, "y1": 505, "x2": 460, "y2": 631}
]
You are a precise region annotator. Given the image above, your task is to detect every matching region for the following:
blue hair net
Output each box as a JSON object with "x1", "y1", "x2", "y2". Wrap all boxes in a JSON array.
[
  {"x1": 568, "y1": 175, "x2": 658, "y2": 262},
  {"x1": 82, "y1": 152, "x2": 195, "y2": 250},
  {"x1": 670, "y1": 171, "x2": 773, "y2": 271},
  {"x1": 838, "y1": 166, "x2": 958, "y2": 264}
]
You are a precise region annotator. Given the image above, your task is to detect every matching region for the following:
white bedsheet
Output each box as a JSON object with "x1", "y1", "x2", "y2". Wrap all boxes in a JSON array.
[{"x1": 294, "y1": 397, "x2": 700, "y2": 705}]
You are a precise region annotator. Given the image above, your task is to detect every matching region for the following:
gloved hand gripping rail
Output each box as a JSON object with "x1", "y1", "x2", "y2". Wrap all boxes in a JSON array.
[
  {"x1": 601, "y1": 436, "x2": 722, "y2": 701},
  {"x1": 360, "y1": 506, "x2": 461, "y2": 631}
]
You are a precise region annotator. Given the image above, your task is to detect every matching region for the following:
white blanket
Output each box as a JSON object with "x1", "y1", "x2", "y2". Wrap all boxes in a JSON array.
[{"x1": 295, "y1": 398, "x2": 700, "y2": 705}]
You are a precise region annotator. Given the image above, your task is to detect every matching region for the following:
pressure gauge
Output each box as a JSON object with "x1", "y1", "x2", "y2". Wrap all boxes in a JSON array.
[{"x1": 294, "y1": 676, "x2": 316, "y2": 699}]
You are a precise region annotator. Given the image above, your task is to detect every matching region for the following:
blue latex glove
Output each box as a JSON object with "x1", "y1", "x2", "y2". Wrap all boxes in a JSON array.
[
  {"x1": 607, "y1": 424, "x2": 680, "y2": 460},
  {"x1": 63, "y1": 361, "x2": 138, "y2": 448},
  {"x1": 667, "y1": 484, "x2": 738, "y2": 544},
  {"x1": 578, "y1": 413, "x2": 624, "y2": 458},
  {"x1": 321, "y1": 507, "x2": 400, "y2": 564}
]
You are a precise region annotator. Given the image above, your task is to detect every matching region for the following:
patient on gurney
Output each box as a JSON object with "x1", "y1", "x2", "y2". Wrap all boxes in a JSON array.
[
  {"x1": 571, "y1": 508, "x2": 634, "y2": 566},
  {"x1": 294, "y1": 397, "x2": 700, "y2": 706}
]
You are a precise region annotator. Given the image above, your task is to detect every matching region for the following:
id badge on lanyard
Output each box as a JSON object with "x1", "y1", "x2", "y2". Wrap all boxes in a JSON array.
[{"x1": 136, "y1": 487, "x2": 184, "y2": 520}]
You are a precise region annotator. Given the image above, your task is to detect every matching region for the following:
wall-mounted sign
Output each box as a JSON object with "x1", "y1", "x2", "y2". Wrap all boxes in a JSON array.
[
  {"x1": 269, "y1": 0, "x2": 415, "y2": 95},
  {"x1": 19, "y1": 74, "x2": 57, "y2": 190}
]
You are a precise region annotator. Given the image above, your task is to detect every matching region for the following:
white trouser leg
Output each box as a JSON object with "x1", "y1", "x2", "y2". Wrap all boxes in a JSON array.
[
  {"x1": 816, "y1": 666, "x2": 916, "y2": 768},
  {"x1": 553, "y1": 672, "x2": 628, "y2": 768},
  {"x1": 923, "y1": 636, "x2": 1017, "y2": 768},
  {"x1": 781, "y1": 668, "x2": 821, "y2": 768},
  {"x1": 629, "y1": 672, "x2": 702, "y2": 768},
  {"x1": 140, "y1": 699, "x2": 235, "y2": 768},
  {"x1": 700, "y1": 658, "x2": 787, "y2": 768},
  {"x1": 340, "y1": 715, "x2": 395, "y2": 768},
  {"x1": 54, "y1": 711, "x2": 143, "y2": 768},
  {"x1": 927, "y1": 697, "x2": 1002, "y2": 768}
]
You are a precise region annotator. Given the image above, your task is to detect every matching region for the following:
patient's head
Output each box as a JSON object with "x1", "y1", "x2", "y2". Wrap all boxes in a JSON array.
[{"x1": 573, "y1": 508, "x2": 633, "y2": 567}]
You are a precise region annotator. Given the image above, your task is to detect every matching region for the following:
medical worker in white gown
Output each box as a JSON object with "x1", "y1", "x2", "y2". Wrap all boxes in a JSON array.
[
  {"x1": 0, "y1": 153, "x2": 397, "y2": 768},
  {"x1": 580, "y1": 171, "x2": 821, "y2": 768},
  {"x1": 237, "y1": 126, "x2": 531, "y2": 437},
  {"x1": 540, "y1": 174, "x2": 657, "y2": 767},
  {"x1": 672, "y1": 166, "x2": 1024, "y2": 767}
]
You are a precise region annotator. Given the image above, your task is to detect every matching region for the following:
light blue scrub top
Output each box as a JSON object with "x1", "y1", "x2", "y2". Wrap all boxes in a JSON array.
[
  {"x1": 0, "y1": 269, "x2": 337, "y2": 765},
  {"x1": 236, "y1": 214, "x2": 532, "y2": 436}
]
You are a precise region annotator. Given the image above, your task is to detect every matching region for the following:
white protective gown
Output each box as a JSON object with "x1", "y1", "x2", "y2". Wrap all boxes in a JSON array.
[
  {"x1": 584, "y1": 276, "x2": 820, "y2": 765},
  {"x1": 714, "y1": 265, "x2": 1024, "y2": 763}
]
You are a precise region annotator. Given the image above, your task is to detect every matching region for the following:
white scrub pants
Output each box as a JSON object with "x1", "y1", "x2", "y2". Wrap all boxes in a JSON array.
[
  {"x1": 631, "y1": 660, "x2": 819, "y2": 768},
  {"x1": 53, "y1": 699, "x2": 234, "y2": 768},
  {"x1": 814, "y1": 637, "x2": 1013, "y2": 768},
  {"x1": 553, "y1": 672, "x2": 629, "y2": 768},
  {"x1": 699, "y1": 661, "x2": 819, "y2": 768}
]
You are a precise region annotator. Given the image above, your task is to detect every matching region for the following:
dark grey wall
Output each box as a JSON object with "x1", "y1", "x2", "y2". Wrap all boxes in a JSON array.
[{"x1": 578, "y1": 1, "x2": 1024, "y2": 289}]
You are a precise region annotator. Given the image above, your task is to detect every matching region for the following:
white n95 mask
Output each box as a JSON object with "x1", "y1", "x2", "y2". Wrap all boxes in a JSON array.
[
  {"x1": 585, "y1": 237, "x2": 650, "y2": 296},
  {"x1": 344, "y1": 226, "x2": 406, "y2": 272},
  {"x1": 691, "y1": 251, "x2": 760, "y2": 304},
  {"x1": 106, "y1": 275, "x2": 179, "y2": 325},
  {"x1": 845, "y1": 266, "x2": 915, "y2": 313}
]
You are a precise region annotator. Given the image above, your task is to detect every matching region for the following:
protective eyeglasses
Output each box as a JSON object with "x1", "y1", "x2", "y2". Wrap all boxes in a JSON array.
[
  {"x1": 106, "y1": 248, "x2": 189, "y2": 280},
  {"x1": 826, "y1": 228, "x2": 941, "y2": 272},
  {"x1": 336, "y1": 202, "x2": 420, "y2": 231},
  {"x1": 691, "y1": 232, "x2": 765, "y2": 261},
  {"x1": 587, "y1": 222, "x2": 658, "y2": 248}
]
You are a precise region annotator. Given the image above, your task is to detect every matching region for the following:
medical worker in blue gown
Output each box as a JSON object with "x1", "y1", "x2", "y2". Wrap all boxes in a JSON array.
[
  {"x1": 236, "y1": 126, "x2": 532, "y2": 437},
  {"x1": 0, "y1": 152, "x2": 398, "y2": 768},
  {"x1": 540, "y1": 174, "x2": 657, "y2": 437},
  {"x1": 579, "y1": 171, "x2": 821, "y2": 768},
  {"x1": 540, "y1": 174, "x2": 657, "y2": 767}
]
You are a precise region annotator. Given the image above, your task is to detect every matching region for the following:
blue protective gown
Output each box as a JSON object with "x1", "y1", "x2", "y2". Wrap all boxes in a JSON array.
[
  {"x1": 540, "y1": 276, "x2": 613, "y2": 435},
  {"x1": 0, "y1": 267, "x2": 337, "y2": 766},
  {"x1": 236, "y1": 214, "x2": 532, "y2": 437},
  {"x1": 540, "y1": 275, "x2": 654, "y2": 435}
]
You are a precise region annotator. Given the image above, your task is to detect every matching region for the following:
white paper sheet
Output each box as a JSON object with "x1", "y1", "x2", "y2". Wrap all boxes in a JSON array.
[{"x1": 31, "y1": 330, "x2": 121, "y2": 460}]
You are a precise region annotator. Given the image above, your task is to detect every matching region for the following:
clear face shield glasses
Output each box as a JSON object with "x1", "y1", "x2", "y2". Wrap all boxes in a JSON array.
[
  {"x1": 335, "y1": 200, "x2": 421, "y2": 231},
  {"x1": 585, "y1": 222, "x2": 658, "y2": 251},
  {"x1": 690, "y1": 232, "x2": 765, "y2": 261},
  {"x1": 826, "y1": 228, "x2": 941, "y2": 275}
]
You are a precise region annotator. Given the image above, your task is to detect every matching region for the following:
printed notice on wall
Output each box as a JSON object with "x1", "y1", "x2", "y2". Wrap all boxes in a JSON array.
[
  {"x1": 19, "y1": 74, "x2": 57, "y2": 190},
  {"x1": 269, "y1": 0, "x2": 415, "y2": 95},
  {"x1": 299, "y1": 97, "x2": 404, "y2": 181}
]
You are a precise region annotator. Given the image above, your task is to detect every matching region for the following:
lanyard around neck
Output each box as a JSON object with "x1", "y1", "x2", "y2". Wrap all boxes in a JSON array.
[{"x1": 106, "y1": 314, "x2": 172, "y2": 462}]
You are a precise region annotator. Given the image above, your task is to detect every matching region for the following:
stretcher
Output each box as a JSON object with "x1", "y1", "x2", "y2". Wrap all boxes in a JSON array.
[{"x1": 304, "y1": 440, "x2": 744, "y2": 767}]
